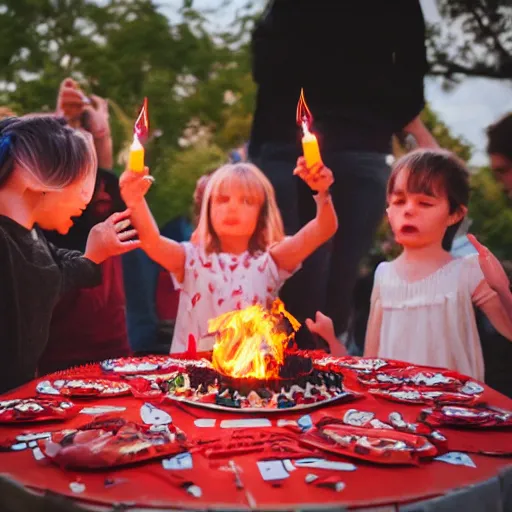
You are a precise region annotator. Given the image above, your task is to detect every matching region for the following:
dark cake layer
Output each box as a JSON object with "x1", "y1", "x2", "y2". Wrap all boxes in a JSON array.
[{"x1": 217, "y1": 353, "x2": 314, "y2": 393}]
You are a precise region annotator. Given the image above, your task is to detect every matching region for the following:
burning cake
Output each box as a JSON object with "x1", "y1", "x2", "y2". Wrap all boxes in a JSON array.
[
  {"x1": 124, "y1": 301, "x2": 359, "y2": 411},
  {"x1": 209, "y1": 299, "x2": 312, "y2": 389}
]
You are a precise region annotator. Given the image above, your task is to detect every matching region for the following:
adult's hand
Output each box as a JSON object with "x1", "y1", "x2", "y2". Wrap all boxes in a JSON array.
[
  {"x1": 401, "y1": 115, "x2": 439, "y2": 150},
  {"x1": 56, "y1": 78, "x2": 86, "y2": 128}
]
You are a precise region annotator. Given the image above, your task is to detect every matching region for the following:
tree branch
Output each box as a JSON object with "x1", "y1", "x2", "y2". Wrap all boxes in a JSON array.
[
  {"x1": 471, "y1": 0, "x2": 511, "y2": 61},
  {"x1": 428, "y1": 60, "x2": 512, "y2": 79}
]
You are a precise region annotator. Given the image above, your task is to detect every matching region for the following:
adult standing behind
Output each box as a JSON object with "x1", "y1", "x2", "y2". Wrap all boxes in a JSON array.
[
  {"x1": 249, "y1": 0, "x2": 438, "y2": 349},
  {"x1": 487, "y1": 113, "x2": 512, "y2": 195},
  {"x1": 471, "y1": 112, "x2": 512, "y2": 397},
  {"x1": 444, "y1": 112, "x2": 512, "y2": 398},
  {"x1": 39, "y1": 79, "x2": 131, "y2": 374}
]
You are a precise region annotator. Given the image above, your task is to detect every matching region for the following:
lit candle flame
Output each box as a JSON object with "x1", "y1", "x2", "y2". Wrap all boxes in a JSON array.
[
  {"x1": 134, "y1": 97, "x2": 149, "y2": 143},
  {"x1": 296, "y1": 88, "x2": 313, "y2": 133}
]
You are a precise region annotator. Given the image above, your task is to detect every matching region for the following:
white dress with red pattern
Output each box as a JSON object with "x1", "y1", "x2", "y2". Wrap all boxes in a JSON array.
[{"x1": 170, "y1": 242, "x2": 296, "y2": 353}]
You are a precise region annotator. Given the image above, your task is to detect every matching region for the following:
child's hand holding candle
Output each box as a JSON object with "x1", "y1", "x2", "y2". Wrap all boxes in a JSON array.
[
  {"x1": 293, "y1": 157, "x2": 333, "y2": 194},
  {"x1": 120, "y1": 166, "x2": 154, "y2": 209}
]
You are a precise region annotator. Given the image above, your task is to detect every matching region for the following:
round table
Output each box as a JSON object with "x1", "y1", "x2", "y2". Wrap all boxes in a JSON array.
[{"x1": 0, "y1": 357, "x2": 511, "y2": 512}]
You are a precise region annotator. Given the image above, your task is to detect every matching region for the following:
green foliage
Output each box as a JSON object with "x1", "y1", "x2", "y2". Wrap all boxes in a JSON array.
[
  {"x1": 147, "y1": 144, "x2": 226, "y2": 226},
  {"x1": 468, "y1": 167, "x2": 512, "y2": 260},
  {"x1": 0, "y1": 0, "x2": 260, "y2": 223},
  {"x1": 1, "y1": 0, "x2": 509, "y2": 231},
  {"x1": 421, "y1": 105, "x2": 473, "y2": 161}
]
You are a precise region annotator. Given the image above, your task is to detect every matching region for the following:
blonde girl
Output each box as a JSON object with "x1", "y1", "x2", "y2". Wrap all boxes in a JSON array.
[{"x1": 120, "y1": 158, "x2": 337, "y2": 352}]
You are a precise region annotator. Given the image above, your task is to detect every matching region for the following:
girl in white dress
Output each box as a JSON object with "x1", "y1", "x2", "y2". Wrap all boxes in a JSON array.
[
  {"x1": 120, "y1": 159, "x2": 338, "y2": 353},
  {"x1": 362, "y1": 149, "x2": 512, "y2": 381}
]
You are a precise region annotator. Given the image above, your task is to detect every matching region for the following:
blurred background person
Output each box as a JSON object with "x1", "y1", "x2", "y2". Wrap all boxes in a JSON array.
[{"x1": 39, "y1": 79, "x2": 130, "y2": 374}]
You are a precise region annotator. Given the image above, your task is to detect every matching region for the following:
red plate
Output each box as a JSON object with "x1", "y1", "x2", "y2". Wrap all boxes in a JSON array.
[
  {"x1": 40, "y1": 416, "x2": 189, "y2": 469},
  {"x1": 314, "y1": 356, "x2": 408, "y2": 373},
  {"x1": 358, "y1": 367, "x2": 483, "y2": 394},
  {"x1": 0, "y1": 398, "x2": 79, "y2": 423},
  {"x1": 420, "y1": 404, "x2": 512, "y2": 429},
  {"x1": 369, "y1": 387, "x2": 478, "y2": 406},
  {"x1": 36, "y1": 378, "x2": 131, "y2": 398},
  {"x1": 300, "y1": 421, "x2": 437, "y2": 465},
  {"x1": 100, "y1": 356, "x2": 211, "y2": 375}
]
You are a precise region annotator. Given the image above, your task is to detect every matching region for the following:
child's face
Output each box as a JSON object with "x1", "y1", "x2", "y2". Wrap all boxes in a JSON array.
[
  {"x1": 36, "y1": 166, "x2": 97, "y2": 234},
  {"x1": 209, "y1": 178, "x2": 262, "y2": 244},
  {"x1": 387, "y1": 169, "x2": 462, "y2": 249}
]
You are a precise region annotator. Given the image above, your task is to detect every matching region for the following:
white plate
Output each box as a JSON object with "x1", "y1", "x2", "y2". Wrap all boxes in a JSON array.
[{"x1": 165, "y1": 390, "x2": 360, "y2": 414}]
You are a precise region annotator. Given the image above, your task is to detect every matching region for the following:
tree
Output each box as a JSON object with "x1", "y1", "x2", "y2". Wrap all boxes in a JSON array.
[
  {"x1": 4, "y1": 0, "x2": 509, "y2": 228},
  {"x1": 468, "y1": 168, "x2": 512, "y2": 259},
  {"x1": 427, "y1": 0, "x2": 512, "y2": 82},
  {"x1": 0, "y1": 0, "x2": 255, "y2": 146},
  {"x1": 0, "y1": 0, "x2": 258, "y2": 224}
]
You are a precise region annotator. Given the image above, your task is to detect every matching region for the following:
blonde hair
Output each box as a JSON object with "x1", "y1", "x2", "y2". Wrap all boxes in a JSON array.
[{"x1": 195, "y1": 162, "x2": 285, "y2": 254}]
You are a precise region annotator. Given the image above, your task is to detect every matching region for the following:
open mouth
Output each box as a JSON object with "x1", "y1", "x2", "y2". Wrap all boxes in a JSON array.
[{"x1": 400, "y1": 225, "x2": 419, "y2": 234}]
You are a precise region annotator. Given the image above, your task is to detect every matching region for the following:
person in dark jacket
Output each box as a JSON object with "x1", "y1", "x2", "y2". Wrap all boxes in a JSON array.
[
  {"x1": 0, "y1": 115, "x2": 137, "y2": 393},
  {"x1": 249, "y1": 0, "x2": 438, "y2": 350}
]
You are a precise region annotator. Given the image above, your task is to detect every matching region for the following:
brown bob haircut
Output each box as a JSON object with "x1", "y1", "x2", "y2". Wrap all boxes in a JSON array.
[{"x1": 387, "y1": 149, "x2": 470, "y2": 251}]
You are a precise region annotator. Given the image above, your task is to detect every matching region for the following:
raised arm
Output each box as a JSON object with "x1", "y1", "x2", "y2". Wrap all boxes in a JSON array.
[
  {"x1": 401, "y1": 116, "x2": 439, "y2": 150},
  {"x1": 51, "y1": 209, "x2": 141, "y2": 294},
  {"x1": 119, "y1": 169, "x2": 186, "y2": 281},
  {"x1": 468, "y1": 234, "x2": 512, "y2": 323},
  {"x1": 56, "y1": 78, "x2": 113, "y2": 169},
  {"x1": 305, "y1": 311, "x2": 347, "y2": 356},
  {"x1": 48, "y1": 241, "x2": 102, "y2": 294},
  {"x1": 478, "y1": 293, "x2": 512, "y2": 342},
  {"x1": 270, "y1": 159, "x2": 337, "y2": 272}
]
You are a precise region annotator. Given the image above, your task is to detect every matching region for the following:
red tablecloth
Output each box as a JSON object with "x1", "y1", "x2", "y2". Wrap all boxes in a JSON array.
[{"x1": 0, "y1": 360, "x2": 511, "y2": 511}]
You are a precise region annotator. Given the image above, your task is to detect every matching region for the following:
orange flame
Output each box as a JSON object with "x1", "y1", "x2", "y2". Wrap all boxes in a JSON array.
[
  {"x1": 134, "y1": 97, "x2": 149, "y2": 143},
  {"x1": 296, "y1": 88, "x2": 313, "y2": 132},
  {"x1": 210, "y1": 299, "x2": 300, "y2": 380}
]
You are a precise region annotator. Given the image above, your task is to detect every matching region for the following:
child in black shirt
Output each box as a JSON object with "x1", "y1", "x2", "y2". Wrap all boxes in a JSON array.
[{"x1": 0, "y1": 115, "x2": 139, "y2": 393}]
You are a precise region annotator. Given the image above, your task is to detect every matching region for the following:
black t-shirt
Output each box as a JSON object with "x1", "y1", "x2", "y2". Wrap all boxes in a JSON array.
[
  {"x1": 0, "y1": 215, "x2": 101, "y2": 393},
  {"x1": 249, "y1": 0, "x2": 428, "y2": 156}
]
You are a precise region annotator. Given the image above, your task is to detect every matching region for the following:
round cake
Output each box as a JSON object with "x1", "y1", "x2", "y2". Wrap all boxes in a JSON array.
[{"x1": 217, "y1": 352, "x2": 313, "y2": 392}]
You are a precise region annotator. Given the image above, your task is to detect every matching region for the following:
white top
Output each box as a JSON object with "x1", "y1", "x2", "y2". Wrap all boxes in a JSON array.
[
  {"x1": 170, "y1": 242, "x2": 295, "y2": 353},
  {"x1": 372, "y1": 255, "x2": 496, "y2": 381}
]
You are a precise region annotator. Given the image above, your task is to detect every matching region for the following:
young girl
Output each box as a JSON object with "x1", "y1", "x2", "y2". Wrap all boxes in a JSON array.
[
  {"x1": 120, "y1": 159, "x2": 338, "y2": 353},
  {"x1": 0, "y1": 115, "x2": 139, "y2": 393},
  {"x1": 362, "y1": 149, "x2": 512, "y2": 381}
]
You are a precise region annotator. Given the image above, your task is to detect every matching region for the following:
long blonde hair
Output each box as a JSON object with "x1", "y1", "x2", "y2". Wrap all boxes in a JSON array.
[{"x1": 194, "y1": 162, "x2": 285, "y2": 254}]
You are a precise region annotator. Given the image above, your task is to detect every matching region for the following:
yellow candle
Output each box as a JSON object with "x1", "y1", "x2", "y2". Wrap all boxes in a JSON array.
[
  {"x1": 302, "y1": 128, "x2": 322, "y2": 171},
  {"x1": 128, "y1": 135, "x2": 145, "y2": 172}
]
